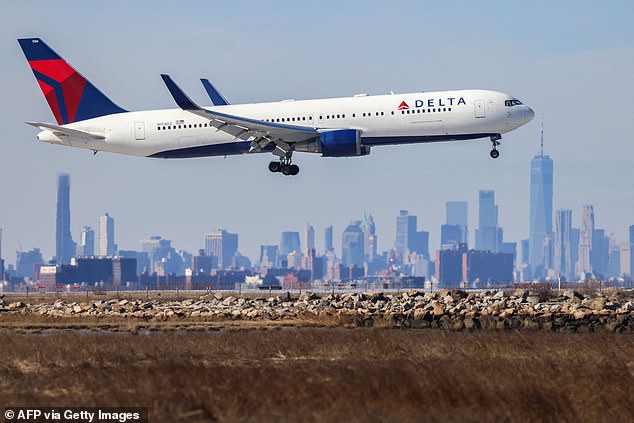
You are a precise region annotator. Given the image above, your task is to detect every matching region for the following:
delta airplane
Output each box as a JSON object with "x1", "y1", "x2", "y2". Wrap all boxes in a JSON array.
[{"x1": 19, "y1": 38, "x2": 534, "y2": 176}]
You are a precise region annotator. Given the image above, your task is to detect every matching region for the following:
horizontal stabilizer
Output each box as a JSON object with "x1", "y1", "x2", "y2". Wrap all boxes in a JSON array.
[
  {"x1": 25, "y1": 121, "x2": 105, "y2": 140},
  {"x1": 201, "y1": 79, "x2": 230, "y2": 106}
]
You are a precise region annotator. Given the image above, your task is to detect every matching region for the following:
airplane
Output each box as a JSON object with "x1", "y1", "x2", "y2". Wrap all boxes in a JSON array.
[{"x1": 19, "y1": 37, "x2": 534, "y2": 176}]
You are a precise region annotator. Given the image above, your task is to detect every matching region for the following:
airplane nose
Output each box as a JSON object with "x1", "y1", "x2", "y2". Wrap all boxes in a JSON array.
[{"x1": 525, "y1": 107, "x2": 535, "y2": 123}]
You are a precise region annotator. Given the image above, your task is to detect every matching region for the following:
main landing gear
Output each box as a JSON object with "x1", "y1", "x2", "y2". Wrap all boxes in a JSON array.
[
  {"x1": 490, "y1": 134, "x2": 501, "y2": 159},
  {"x1": 268, "y1": 155, "x2": 299, "y2": 176}
]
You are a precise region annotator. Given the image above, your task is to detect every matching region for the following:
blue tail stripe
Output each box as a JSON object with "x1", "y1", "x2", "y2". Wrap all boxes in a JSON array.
[
  {"x1": 32, "y1": 69, "x2": 69, "y2": 124},
  {"x1": 18, "y1": 38, "x2": 61, "y2": 61},
  {"x1": 201, "y1": 79, "x2": 230, "y2": 106}
]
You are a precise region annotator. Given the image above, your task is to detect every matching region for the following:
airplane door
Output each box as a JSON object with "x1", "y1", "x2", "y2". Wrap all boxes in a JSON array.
[
  {"x1": 474, "y1": 100, "x2": 486, "y2": 118},
  {"x1": 134, "y1": 122, "x2": 145, "y2": 140}
]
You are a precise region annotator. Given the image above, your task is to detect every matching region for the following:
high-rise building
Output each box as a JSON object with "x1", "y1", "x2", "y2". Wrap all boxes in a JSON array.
[
  {"x1": 395, "y1": 210, "x2": 417, "y2": 256},
  {"x1": 630, "y1": 225, "x2": 634, "y2": 277},
  {"x1": 475, "y1": 190, "x2": 503, "y2": 252},
  {"x1": 99, "y1": 213, "x2": 116, "y2": 256},
  {"x1": 16, "y1": 248, "x2": 44, "y2": 279},
  {"x1": 204, "y1": 229, "x2": 238, "y2": 269},
  {"x1": 0, "y1": 227, "x2": 3, "y2": 260},
  {"x1": 577, "y1": 205, "x2": 594, "y2": 277},
  {"x1": 591, "y1": 229, "x2": 609, "y2": 277},
  {"x1": 280, "y1": 231, "x2": 301, "y2": 256},
  {"x1": 77, "y1": 226, "x2": 95, "y2": 256},
  {"x1": 395, "y1": 210, "x2": 428, "y2": 258},
  {"x1": 553, "y1": 209, "x2": 572, "y2": 279},
  {"x1": 360, "y1": 212, "x2": 377, "y2": 262},
  {"x1": 302, "y1": 223, "x2": 315, "y2": 255},
  {"x1": 56, "y1": 173, "x2": 76, "y2": 264},
  {"x1": 529, "y1": 122, "x2": 553, "y2": 275},
  {"x1": 259, "y1": 245, "x2": 279, "y2": 269},
  {"x1": 570, "y1": 228, "x2": 580, "y2": 276},
  {"x1": 446, "y1": 201, "x2": 468, "y2": 245},
  {"x1": 342, "y1": 221, "x2": 364, "y2": 267},
  {"x1": 324, "y1": 226, "x2": 334, "y2": 253},
  {"x1": 440, "y1": 224, "x2": 463, "y2": 250}
]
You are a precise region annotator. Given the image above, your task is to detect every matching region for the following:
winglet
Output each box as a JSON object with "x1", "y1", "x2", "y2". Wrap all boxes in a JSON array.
[
  {"x1": 160, "y1": 74, "x2": 202, "y2": 111},
  {"x1": 201, "y1": 79, "x2": 230, "y2": 106}
]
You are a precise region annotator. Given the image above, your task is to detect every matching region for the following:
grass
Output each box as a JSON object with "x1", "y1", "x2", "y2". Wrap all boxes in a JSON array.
[{"x1": 1, "y1": 329, "x2": 633, "y2": 422}]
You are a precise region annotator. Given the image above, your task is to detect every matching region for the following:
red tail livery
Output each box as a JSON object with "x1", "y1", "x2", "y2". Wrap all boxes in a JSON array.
[{"x1": 18, "y1": 38, "x2": 125, "y2": 125}]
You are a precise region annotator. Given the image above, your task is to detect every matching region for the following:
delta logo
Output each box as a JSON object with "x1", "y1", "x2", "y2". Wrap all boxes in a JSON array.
[{"x1": 397, "y1": 101, "x2": 409, "y2": 110}]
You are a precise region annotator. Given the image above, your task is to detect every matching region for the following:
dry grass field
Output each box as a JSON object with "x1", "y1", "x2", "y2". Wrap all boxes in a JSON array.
[{"x1": 1, "y1": 328, "x2": 633, "y2": 422}]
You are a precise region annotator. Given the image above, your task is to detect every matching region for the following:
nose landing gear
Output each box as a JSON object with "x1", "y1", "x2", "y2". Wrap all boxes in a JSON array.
[
  {"x1": 268, "y1": 154, "x2": 299, "y2": 176},
  {"x1": 490, "y1": 134, "x2": 501, "y2": 159}
]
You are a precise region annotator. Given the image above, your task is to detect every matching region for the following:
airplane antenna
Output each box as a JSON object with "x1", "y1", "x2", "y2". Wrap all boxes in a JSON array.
[{"x1": 540, "y1": 117, "x2": 544, "y2": 156}]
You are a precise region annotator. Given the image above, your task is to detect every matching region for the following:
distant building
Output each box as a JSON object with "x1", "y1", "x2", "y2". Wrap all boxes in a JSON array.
[
  {"x1": 441, "y1": 224, "x2": 462, "y2": 250},
  {"x1": 446, "y1": 201, "x2": 468, "y2": 245},
  {"x1": 77, "y1": 226, "x2": 95, "y2": 256},
  {"x1": 16, "y1": 248, "x2": 44, "y2": 280},
  {"x1": 279, "y1": 231, "x2": 301, "y2": 258},
  {"x1": 301, "y1": 249, "x2": 324, "y2": 281},
  {"x1": 118, "y1": 250, "x2": 150, "y2": 275},
  {"x1": 553, "y1": 209, "x2": 572, "y2": 279},
  {"x1": 436, "y1": 245, "x2": 513, "y2": 288},
  {"x1": 99, "y1": 213, "x2": 116, "y2": 256},
  {"x1": 630, "y1": 225, "x2": 634, "y2": 278},
  {"x1": 395, "y1": 210, "x2": 429, "y2": 258},
  {"x1": 0, "y1": 227, "x2": 3, "y2": 261},
  {"x1": 620, "y1": 242, "x2": 631, "y2": 279},
  {"x1": 324, "y1": 225, "x2": 334, "y2": 253},
  {"x1": 56, "y1": 173, "x2": 76, "y2": 264},
  {"x1": 360, "y1": 212, "x2": 377, "y2": 262},
  {"x1": 204, "y1": 229, "x2": 238, "y2": 270},
  {"x1": 191, "y1": 249, "x2": 216, "y2": 275},
  {"x1": 302, "y1": 223, "x2": 315, "y2": 255},
  {"x1": 259, "y1": 245, "x2": 279, "y2": 269},
  {"x1": 591, "y1": 229, "x2": 609, "y2": 278},
  {"x1": 38, "y1": 256, "x2": 137, "y2": 288},
  {"x1": 342, "y1": 221, "x2": 364, "y2": 267},
  {"x1": 528, "y1": 123, "x2": 553, "y2": 277},
  {"x1": 475, "y1": 190, "x2": 503, "y2": 253},
  {"x1": 577, "y1": 205, "x2": 594, "y2": 277}
]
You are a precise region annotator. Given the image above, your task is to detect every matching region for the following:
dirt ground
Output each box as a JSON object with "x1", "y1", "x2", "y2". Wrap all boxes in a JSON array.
[{"x1": 1, "y1": 327, "x2": 633, "y2": 423}]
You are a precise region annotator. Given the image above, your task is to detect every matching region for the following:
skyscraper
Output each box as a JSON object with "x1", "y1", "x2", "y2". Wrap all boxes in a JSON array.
[
  {"x1": 529, "y1": 122, "x2": 553, "y2": 275},
  {"x1": 78, "y1": 226, "x2": 95, "y2": 256},
  {"x1": 553, "y1": 209, "x2": 572, "y2": 279},
  {"x1": 56, "y1": 174, "x2": 76, "y2": 264},
  {"x1": 630, "y1": 225, "x2": 634, "y2": 277},
  {"x1": 99, "y1": 213, "x2": 116, "y2": 256},
  {"x1": 324, "y1": 226, "x2": 334, "y2": 253},
  {"x1": 475, "y1": 190, "x2": 503, "y2": 252},
  {"x1": 302, "y1": 223, "x2": 315, "y2": 255},
  {"x1": 591, "y1": 229, "x2": 609, "y2": 277},
  {"x1": 342, "y1": 221, "x2": 364, "y2": 267},
  {"x1": 360, "y1": 212, "x2": 377, "y2": 262},
  {"x1": 577, "y1": 205, "x2": 594, "y2": 276},
  {"x1": 446, "y1": 201, "x2": 468, "y2": 245},
  {"x1": 0, "y1": 227, "x2": 3, "y2": 260},
  {"x1": 259, "y1": 245, "x2": 279, "y2": 269},
  {"x1": 204, "y1": 229, "x2": 238, "y2": 269},
  {"x1": 280, "y1": 231, "x2": 301, "y2": 256}
]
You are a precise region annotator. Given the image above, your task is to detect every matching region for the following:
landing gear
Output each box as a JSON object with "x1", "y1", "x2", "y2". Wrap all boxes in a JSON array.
[
  {"x1": 268, "y1": 155, "x2": 299, "y2": 176},
  {"x1": 490, "y1": 134, "x2": 501, "y2": 159}
]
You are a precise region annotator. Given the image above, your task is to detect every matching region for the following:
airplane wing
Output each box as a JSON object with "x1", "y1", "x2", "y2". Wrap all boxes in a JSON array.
[
  {"x1": 25, "y1": 121, "x2": 105, "y2": 140},
  {"x1": 201, "y1": 78, "x2": 230, "y2": 106},
  {"x1": 161, "y1": 74, "x2": 319, "y2": 155}
]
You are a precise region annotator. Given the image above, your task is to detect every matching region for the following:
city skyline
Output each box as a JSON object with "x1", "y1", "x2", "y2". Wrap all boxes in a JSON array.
[
  {"x1": 3, "y1": 169, "x2": 631, "y2": 281},
  {"x1": 1, "y1": 2, "x2": 633, "y2": 267}
]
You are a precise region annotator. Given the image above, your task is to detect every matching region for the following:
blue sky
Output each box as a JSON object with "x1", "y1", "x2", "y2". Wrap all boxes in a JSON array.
[{"x1": 1, "y1": 1, "x2": 633, "y2": 263}]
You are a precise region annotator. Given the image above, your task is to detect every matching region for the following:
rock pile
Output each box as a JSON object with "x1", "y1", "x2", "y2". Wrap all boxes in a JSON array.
[{"x1": 2, "y1": 289, "x2": 634, "y2": 332}]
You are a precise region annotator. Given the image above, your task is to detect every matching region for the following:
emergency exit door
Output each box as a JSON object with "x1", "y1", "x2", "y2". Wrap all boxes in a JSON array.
[
  {"x1": 134, "y1": 122, "x2": 145, "y2": 140},
  {"x1": 474, "y1": 100, "x2": 486, "y2": 118}
]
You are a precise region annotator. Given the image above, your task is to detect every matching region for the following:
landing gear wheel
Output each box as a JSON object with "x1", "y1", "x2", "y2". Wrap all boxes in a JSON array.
[
  {"x1": 490, "y1": 149, "x2": 500, "y2": 159},
  {"x1": 268, "y1": 161, "x2": 281, "y2": 172},
  {"x1": 289, "y1": 164, "x2": 299, "y2": 175},
  {"x1": 282, "y1": 165, "x2": 292, "y2": 176}
]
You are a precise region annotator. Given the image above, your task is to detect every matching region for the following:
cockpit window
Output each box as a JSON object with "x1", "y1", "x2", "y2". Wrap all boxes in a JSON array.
[{"x1": 505, "y1": 99, "x2": 523, "y2": 107}]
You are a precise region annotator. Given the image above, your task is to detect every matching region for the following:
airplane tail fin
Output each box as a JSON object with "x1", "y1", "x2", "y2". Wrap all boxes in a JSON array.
[{"x1": 18, "y1": 38, "x2": 126, "y2": 125}]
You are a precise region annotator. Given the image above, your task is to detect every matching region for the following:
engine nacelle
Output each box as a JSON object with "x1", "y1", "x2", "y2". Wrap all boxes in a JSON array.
[{"x1": 319, "y1": 129, "x2": 370, "y2": 157}]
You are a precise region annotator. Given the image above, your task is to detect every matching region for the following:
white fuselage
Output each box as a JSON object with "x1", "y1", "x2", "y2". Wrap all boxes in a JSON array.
[{"x1": 37, "y1": 89, "x2": 533, "y2": 158}]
